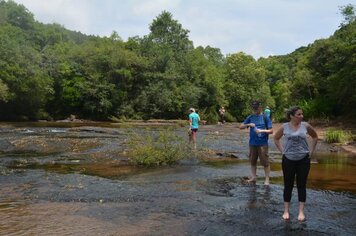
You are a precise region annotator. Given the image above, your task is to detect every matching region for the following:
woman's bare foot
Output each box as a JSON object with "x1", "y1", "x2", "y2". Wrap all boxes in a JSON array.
[
  {"x1": 282, "y1": 212, "x2": 290, "y2": 221},
  {"x1": 298, "y1": 212, "x2": 306, "y2": 222},
  {"x1": 247, "y1": 177, "x2": 256, "y2": 183}
]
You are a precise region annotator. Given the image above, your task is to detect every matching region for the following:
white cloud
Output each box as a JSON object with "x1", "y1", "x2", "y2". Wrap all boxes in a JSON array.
[
  {"x1": 132, "y1": 0, "x2": 181, "y2": 16},
  {"x1": 11, "y1": 0, "x2": 352, "y2": 58},
  {"x1": 244, "y1": 41, "x2": 264, "y2": 58},
  {"x1": 14, "y1": 0, "x2": 93, "y2": 33}
]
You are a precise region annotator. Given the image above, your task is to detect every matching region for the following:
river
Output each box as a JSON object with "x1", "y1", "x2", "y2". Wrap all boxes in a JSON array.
[{"x1": 0, "y1": 122, "x2": 355, "y2": 235}]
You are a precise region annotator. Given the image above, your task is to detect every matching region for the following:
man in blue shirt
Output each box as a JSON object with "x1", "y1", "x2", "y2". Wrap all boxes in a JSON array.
[
  {"x1": 239, "y1": 101, "x2": 273, "y2": 185},
  {"x1": 188, "y1": 108, "x2": 200, "y2": 149}
]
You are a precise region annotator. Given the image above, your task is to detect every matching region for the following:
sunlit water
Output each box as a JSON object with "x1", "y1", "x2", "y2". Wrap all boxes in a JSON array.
[{"x1": 0, "y1": 122, "x2": 355, "y2": 235}]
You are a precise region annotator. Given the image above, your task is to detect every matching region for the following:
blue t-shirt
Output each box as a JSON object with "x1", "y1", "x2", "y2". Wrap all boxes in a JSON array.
[
  {"x1": 189, "y1": 112, "x2": 200, "y2": 129},
  {"x1": 243, "y1": 114, "x2": 272, "y2": 146}
]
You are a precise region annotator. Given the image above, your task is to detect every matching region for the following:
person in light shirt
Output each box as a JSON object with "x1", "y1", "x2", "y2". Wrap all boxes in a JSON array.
[
  {"x1": 188, "y1": 108, "x2": 200, "y2": 149},
  {"x1": 219, "y1": 106, "x2": 226, "y2": 124},
  {"x1": 274, "y1": 106, "x2": 318, "y2": 222}
]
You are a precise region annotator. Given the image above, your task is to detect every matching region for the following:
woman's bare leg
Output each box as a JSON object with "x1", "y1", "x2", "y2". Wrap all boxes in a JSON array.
[
  {"x1": 283, "y1": 202, "x2": 290, "y2": 220},
  {"x1": 298, "y1": 202, "x2": 306, "y2": 221}
]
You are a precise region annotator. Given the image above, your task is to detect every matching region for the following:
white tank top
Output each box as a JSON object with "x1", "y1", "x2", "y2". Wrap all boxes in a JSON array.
[{"x1": 283, "y1": 122, "x2": 309, "y2": 160}]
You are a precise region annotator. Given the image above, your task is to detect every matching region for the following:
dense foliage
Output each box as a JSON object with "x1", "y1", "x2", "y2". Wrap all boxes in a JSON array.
[{"x1": 0, "y1": 1, "x2": 355, "y2": 121}]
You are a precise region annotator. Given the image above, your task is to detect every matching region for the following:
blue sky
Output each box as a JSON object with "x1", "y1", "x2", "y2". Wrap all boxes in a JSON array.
[{"x1": 12, "y1": 0, "x2": 352, "y2": 58}]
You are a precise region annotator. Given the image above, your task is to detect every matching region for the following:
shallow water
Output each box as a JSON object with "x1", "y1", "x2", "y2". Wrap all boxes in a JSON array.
[{"x1": 0, "y1": 122, "x2": 355, "y2": 235}]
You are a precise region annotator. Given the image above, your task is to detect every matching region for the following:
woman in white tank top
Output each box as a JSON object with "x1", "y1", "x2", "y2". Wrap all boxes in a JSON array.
[{"x1": 274, "y1": 106, "x2": 318, "y2": 222}]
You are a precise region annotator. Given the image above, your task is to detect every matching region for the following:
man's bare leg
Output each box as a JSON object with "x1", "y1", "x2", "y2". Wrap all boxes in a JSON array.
[
  {"x1": 248, "y1": 165, "x2": 257, "y2": 182},
  {"x1": 264, "y1": 165, "x2": 270, "y2": 185}
]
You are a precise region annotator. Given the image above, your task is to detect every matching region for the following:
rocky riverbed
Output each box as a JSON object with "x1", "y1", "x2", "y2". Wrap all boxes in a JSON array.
[{"x1": 0, "y1": 122, "x2": 355, "y2": 235}]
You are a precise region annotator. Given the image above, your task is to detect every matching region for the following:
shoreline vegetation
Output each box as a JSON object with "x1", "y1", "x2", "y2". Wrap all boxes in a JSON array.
[{"x1": 1, "y1": 2, "x2": 355, "y2": 124}]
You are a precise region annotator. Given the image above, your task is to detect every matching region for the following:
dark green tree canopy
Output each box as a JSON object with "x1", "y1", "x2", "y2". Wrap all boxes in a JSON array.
[{"x1": 0, "y1": 1, "x2": 354, "y2": 121}]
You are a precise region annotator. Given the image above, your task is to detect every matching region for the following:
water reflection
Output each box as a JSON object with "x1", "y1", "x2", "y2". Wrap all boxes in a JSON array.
[
  {"x1": 282, "y1": 220, "x2": 308, "y2": 235},
  {"x1": 270, "y1": 152, "x2": 356, "y2": 194},
  {"x1": 246, "y1": 185, "x2": 271, "y2": 209}
]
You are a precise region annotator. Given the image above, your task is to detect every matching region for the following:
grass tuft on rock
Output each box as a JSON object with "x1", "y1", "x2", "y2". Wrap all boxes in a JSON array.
[
  {"x1": 325, "y1": 129, "x2": 352, "y2": 144},
  {"x1": 127, "y1": 128, "x2": 191, "y2": 166}
]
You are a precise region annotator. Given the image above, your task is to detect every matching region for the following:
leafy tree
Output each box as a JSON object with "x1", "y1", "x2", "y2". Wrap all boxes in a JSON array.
[
  {"x1": 339, "y1": 4, "x2": 356, "y2": 26},
  {"x1": 133, "y1": 80, "x2": 177, "y2": 119},
  {"x1": 0, "y1": 80, "x2": 9, "y2": 102},
  {"x1": 1, "y1": 1, "x2": 355, "y2": 121},
  {"x1": 0, "y1": 0, "x2": 34, "y2": 30},
  {"x1": 258, "y1": 56, "x2": 290, "y2": 115},
  {"x1": 148, "y1": 11, "x2": 192, "y2": 54},
  {"x1": 225, "y1": 52, "x2": 273, "y2": 120},
  {"x1": 271, "y1": 78, "x2": 291, "y2": 119},
  {"x1": 186, "y1": 47, "x2": 226, "y2": 121},
  {"x1": 0, "y1": 24, "x2": 53, "y2": 120},
  {"x1": 140, "y1": 11, "x2": 193, "y2": 77}
]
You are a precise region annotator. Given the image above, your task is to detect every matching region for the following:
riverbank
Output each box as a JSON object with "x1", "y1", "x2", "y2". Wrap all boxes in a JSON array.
[
  {"x1": 311, "y1": 121, "x2": 356, "y2": 154},
  {"x1": 1, "y1": 119, "x2": 355, "y2": 155}
]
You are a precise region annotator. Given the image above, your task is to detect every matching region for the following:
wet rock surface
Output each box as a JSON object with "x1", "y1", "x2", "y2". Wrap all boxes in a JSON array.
[{"x1": 0, "y1": 122, "x2": 355, "y2": 235}]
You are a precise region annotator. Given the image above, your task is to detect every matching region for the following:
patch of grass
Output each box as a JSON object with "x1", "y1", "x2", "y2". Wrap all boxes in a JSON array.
[
  {"x1": 325, "y1": 129, "x2": 352, "y2": 144},
  {"x1": 176, "y1": 119, "x2": 188, "y2": 127},
  {"x1": 127, "y1": 128, "x2": 190, "y2": 166},
  {"x1": 109, "y1": 116, "x2": 125, "y2": 123}
]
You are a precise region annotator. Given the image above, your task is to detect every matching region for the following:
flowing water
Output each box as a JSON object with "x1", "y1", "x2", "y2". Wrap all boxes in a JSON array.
[{"x1": 0, "y1": 122, "x2": 355, "y2": 236}]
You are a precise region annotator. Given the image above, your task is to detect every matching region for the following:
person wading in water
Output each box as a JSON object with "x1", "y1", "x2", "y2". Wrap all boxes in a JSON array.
[
  {"x1": 188, "y1": 108, "x2": 200, "y2": 149},
  {"x1": 239, "y1": 101, "x2": 273, "y2": 185},
  {"x1": 274, "y1": 106, "x2": 318, "y2": 222}
]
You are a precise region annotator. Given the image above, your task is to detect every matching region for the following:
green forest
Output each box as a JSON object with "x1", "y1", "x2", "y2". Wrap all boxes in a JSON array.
[{"x1": 0, "y1": 0, "x2": 355, "y2": 122}]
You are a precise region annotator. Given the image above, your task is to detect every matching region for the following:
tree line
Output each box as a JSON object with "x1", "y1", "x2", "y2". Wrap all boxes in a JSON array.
[{"x1": 0, "y1": 0, "x2": 355, "y2": 122}]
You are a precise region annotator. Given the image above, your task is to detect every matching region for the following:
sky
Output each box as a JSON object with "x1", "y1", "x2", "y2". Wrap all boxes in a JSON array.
[{"x1": 11, "y1": 0, "x2": 352, "y2": 58}]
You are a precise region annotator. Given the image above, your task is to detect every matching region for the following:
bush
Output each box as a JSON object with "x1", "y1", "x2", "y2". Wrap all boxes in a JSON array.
[
  {"x1": 271, "y1": 110, "x2": 288, "y2": 122},
  {"x1": 127, "y1": 128, "x2": 190, "y2": 166},
  {"x1": 35, "y1": 109, "x2": 53, "y2": 121},
  {"x1": 223, "y1": 111, "x2": 237, "y2": 122},
  {"x1": 109, "y1": 116, "x2": 125, "y2": 123},
  {"x1": 325, "y1": 129, "x2": 352, "y2": 144},
  {"x1": 176, "y1": 119, "x2": 188, "y2": 127},
  {"x1": 299, "y1": 98, "x2": 334, "y2": 120},
  {"x1": 197, "y1": 108, "x2": 219, "y2": 124}
]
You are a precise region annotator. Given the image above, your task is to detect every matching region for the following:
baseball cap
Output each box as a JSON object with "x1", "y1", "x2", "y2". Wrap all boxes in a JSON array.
[{"x1": 252, "y1": 101, "x2": 262, "y2": 109}]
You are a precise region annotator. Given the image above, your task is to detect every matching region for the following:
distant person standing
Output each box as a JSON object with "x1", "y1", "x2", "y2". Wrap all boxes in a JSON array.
[
  {"x1": 188, "y1": 108, "x2": 200, "y2": 149},
  {"x1": 264, "y1": 106, "x2": 271, "y2": 120},
  {"x1": 239, "y1": 101, "x2": 273, "y2": 185},
  {"x1": 219, "y1": 106, "x2": 226, "y2": 124},
  {"x1": 274, "y1": 106, "x2": 318, "y2": 222}
]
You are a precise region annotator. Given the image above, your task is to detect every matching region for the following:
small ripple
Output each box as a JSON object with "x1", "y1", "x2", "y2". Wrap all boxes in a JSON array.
[
  {"x1": 48, "y1": 129, "x2": 66, "y2": 133},
  {"x1": 21, "y1": 129, "x2": 35, "y2": 133}
]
